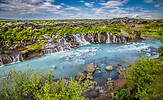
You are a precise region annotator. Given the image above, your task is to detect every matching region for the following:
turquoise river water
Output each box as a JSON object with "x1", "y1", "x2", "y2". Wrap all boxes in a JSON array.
[{"x1": 0, "y1": 40, "x2": 162, "y2": 85}]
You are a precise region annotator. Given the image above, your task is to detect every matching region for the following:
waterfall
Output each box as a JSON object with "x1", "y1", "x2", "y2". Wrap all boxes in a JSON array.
[
  {"x1": 122, "y1": 37, "x2": 127, "y2": 43},
  {"x1": 4, "y1": 56, "x2": 12, "y2": 63},
  {"x1": 116, "y1": 37, "x2": 118, "y2": 43},
  {"x1": 98, "y1": 33, "x2": 100, "y2": 43},
  {"x1": 87, "y1": 33, "x2": 94, "y2": 43},
  {"x1": 58, "y1": 46, "x2": 63, "y2": 52},
  {"x1": 81, "y1": 33, "x2": 90, "y2": 45},
  {"x1": 0, "y1": 58, "x2": 3, "y2": 66},
  {"x1": 11, "y1": 55, "x2": 20, "y2": 62},
  {"x1": 72, "y1": 34, "x2": 82, "y2": 46},
  {"x1": 43, "y1": 49, "x2": 58, "y2": 54},
  {"x1": 72, "y1": 33, "x2": 90, "y2": 46},
  {"x1": 112, "y1": 35, "x2": 116, "y2": 43},
  {"x1": 119, "y1": 37, "x2": 122, "y2": 43},
  {"x1": 106, "y1": 32, "x2": 110, "y2": 43}
]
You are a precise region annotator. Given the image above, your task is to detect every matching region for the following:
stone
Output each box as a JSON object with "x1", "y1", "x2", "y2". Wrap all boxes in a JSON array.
[
  {"x1": 87, "y1": 75, "x2": 94, "y2": 80},
  {"x1": 84, "y1": 64, "x2": 95, "y2": 73},
  {"x1": 107, "y1": 78, "x2": 112, "y2": 81},
  {"x1": 84, "y1": 90, "x2": 99, "y2": 98},
  {"x1": 106, "y1": 65, "x2": 113, "y2": 71},
  {"x1": 118, "y1": 63, "x2": 122, "y2": 66},
  {"x1": 76, "y1": 72, "x2": 86, "y2": 81}
]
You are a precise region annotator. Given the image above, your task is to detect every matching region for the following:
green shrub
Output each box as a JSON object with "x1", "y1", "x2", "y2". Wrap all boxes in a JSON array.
[
  {"x1": 157, "y1": 45, "x2": 163, "y2": 56},
  {"x1": 0, "y1": 67, "x2": 91, "y2": 100},
  {"x1": 125, "y1": 57, "x2": 160, "y2": 99},
  {"x1": 113, "y1": 89, "x2": 127, "y2": 100}
]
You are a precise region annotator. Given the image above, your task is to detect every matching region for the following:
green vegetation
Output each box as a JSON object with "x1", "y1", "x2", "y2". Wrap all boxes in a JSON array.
[
  {"x1": 114, "y1": 56, "x2": 163, "y2": 100},
  {"x1": 0, "y1": 24, "x2": 122, "y2": 51},
  {"x1": 157, "y1": 45, "x2": 163, "y2": 56},
  {"x1": 1, "y1": 19, "x2": 163, "y2": 54},
  {"x1": 21, "y1": 41, "x2": 45, "y2": 53},
  {"x1": 113, "y1": 89, "x2": 127, "y2": 100},
  {"x1": 122, "y1": 23, "x2": 163, "y2": 39},
  {"x1": 0, "y1": 67, "x2": 91, "y2": 100}
]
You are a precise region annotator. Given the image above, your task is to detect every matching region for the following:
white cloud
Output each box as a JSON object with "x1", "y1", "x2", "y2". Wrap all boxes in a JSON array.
[
  {"x1": 99, "y1": 1, "x2": 123, "y2": 8},
  {"x1": 78, "y1": 0, "x2": 85, "y2": 2},
  {"x1": 108, "y1": 8, "x2": 128, "y2": 14},
  {"x1": 85, "y1": 2, "x2": 94, "y2": 7},
  {"x1": 154, "y1": 5, "x2": 160, "y2": 7},
  {"x1": 42, "y1": 2, "x2": 61, "y2": 9},
  {"x1": 65, "y1": 6, "x2": 80, "y2": 11},
  {"x1": 92, "y1": 8, "x2": 105, "y2": 15},
  {"x1": 144, "y1": 0, "x2": 154, "y2": 3},
  {"x1": 122, "y1": 0, "x2": 130, "y2": 3},
  {"x1": 45, "y1": 0, "x2": 55, "y2": 2},
  {"x1": 60, "y1": 3, "x2": 65, "y2": 5},
  {"x1": 0, "y1": 0, "x2": 64, "y2": 16},
  {"x1": 125, "y1": 7, "x2": 134, "y2": 10}
]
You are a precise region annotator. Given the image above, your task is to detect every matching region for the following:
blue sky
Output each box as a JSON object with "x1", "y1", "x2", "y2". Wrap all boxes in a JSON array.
[{"x1": 0, "y1": 0, "x2": 162, "y2": 20}]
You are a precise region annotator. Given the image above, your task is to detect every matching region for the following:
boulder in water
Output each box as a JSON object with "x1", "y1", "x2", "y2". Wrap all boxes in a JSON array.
[
  {"x1": 76, "y1": 72, "x2": 86, "y2": 81},
  {"x1": 106, "y1": 65, "x2": 113, "y2": 71},
  {"x1": 118, "y1": 63, "x2": 122, "y2": 66},
  {"x1": 84, "y1": 64, "x2": 95, "y2": 73}
]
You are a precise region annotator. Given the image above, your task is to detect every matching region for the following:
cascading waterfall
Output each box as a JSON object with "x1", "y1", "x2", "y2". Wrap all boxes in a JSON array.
[
  {"x1": 81, "y1": 33, "x2": 90, "y2": 45},
  {"x1": 4, "y1": 56, "x2": 12, "y2": 63},
  {"x1": 122, "y1": 37, "x2": 127, "y2": 43},
  {"x1": 119, "y1": 37, "x2": 122, "y2": 43},
  {"x1": 11, "y1": 55, "x2": 20, "y2": 62},
  {"x1": 106, "y1": 32, "x2": 110, "y2": 43},
  {"x1": 0, "y1": 58, "x2": 3, "y2": 66},
  {"x1": 112, "y1": 35, "x2": 116, "y2": 43},
  {"x1": 87, "y1": 33, "x2": 94, "y2": 43},
  {"x1": 0, "y1": 32, "x2": 130, "y2": 65},
  {"x1": 98, "y1": 33, "x2": 100, "y2": 43},
  {"x1": 58, "y1": 46, "x2": 63, "y2": 52}
]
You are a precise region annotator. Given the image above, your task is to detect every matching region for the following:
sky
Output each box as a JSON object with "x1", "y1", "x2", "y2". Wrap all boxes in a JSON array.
[{"x1": 0, "y1": 0, "x2": 163, "y2": 20}]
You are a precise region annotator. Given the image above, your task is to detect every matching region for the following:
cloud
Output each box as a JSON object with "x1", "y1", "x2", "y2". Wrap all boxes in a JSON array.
[
  {"x1": 99, "y1": 1, "x2": 123, "y2": 8},
  {"x1": 85, "y1": 2, "x2": 94, "y2": 7},
  {"x1": 60, "y1": 3, "x2": 65, "y2": 5},
  {"x1": 0, "y1": 0, "x2": 64, "y2": 16},
  {"x1": 125, "y1": 7, "x2": 134, "y2": 10},
  {"x1": 144, "y1": 0, "x2": 154, "y2": 3},
  {"x1": 65, "y1": 5, "x2": 81, "y2": 11},
  {"x1": 122, "y1": 0, "x2": 130, "y2": 3},
  {"x1": 79, "y1": 0, "x2": 94, "y2": 7},
  {"x1": 154, "y1": 5, "x2": 160, "y2": 7},
  {"x1": 45, "y1": 0, "x2": 55, "y2": 2},
  {"x1": 78, "y1": 0, "x2": 85, "y2": 3},
  {"x1": 92, "y1": 8, "x2": 105, "y2": 15},
  {"x1": 108, "y1": 8, "x2": 128, "y2": 14},
  {"x1": 42, "y1": 2, "x2": 61, "y2": 9}
]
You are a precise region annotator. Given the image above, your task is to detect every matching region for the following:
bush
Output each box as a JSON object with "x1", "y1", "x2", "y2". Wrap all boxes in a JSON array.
[
  {"x1": 0, "y1": 67, "x2": 91, "y2": 100},
  {"x1": 125, "y1": 57, "x2": 160, "y2": 99},
  {"x1": 157, "y1": 45, "x2": 163, "y2": 56},
  {"x1": 113, "y1": 89, "x2": 127, "y2": 100}
]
